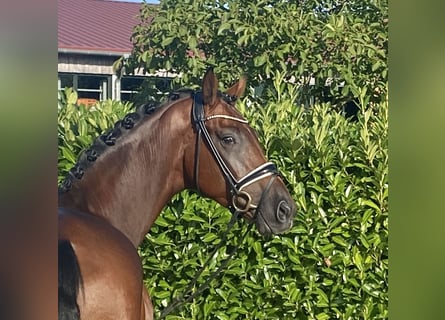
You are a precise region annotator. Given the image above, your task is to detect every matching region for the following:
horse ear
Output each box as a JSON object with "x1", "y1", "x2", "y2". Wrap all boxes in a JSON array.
[
  {"x1": 226, "y1": 76, "x2": 247, "y2": 100},
  {"x1": 202, "y1": 68, "x2": 218, "y2": 106}
]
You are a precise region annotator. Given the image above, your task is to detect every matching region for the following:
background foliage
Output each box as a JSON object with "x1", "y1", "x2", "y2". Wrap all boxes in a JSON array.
[
  {"x1": 58, "y1": 75, "x2": 388, "y2": 319},
  {"x1": 57, "y1": 88, "x2": 134, "y2": 184},
  {"x1": 125, "y1": 0, "x2": 387, "y2": 108}
]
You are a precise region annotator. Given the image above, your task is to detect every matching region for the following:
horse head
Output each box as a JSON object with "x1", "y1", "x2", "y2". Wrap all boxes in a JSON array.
[{"x1": 184, "y1": 69, "x2": 296, "y2": 235}]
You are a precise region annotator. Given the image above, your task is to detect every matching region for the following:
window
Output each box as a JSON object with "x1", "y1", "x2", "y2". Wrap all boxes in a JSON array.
[
  {"x1": 59, "y1": 74, "x2": 73, "y2": 88},
  {"x1": 58, "y1": 73, "x2": 173, "y2": 103},
  {"x1": 77, "y1": 75, "x2": 110, "y2": 100},
  {"x1": 120, "y1": 76, "x2": 145, "y2": 102},
  {"x1": 58, "y1": 73, "x2": 111, "y2": 101}
]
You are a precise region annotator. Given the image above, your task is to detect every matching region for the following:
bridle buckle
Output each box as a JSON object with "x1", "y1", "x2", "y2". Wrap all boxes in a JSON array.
[{"x1": 232, "y1": 190, "x2": 254, "y2": 213}]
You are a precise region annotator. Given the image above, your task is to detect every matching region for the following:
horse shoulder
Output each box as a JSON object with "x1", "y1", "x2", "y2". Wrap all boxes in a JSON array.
[{"x1": 59, "y1": 208, "x2": 146, "y2": 320}]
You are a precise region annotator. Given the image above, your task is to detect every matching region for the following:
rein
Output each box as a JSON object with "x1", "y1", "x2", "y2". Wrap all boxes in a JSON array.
[
  {"x1": 158, "y1": 91, "x2": 279, "y2": 319},
  {"x1": 158, "y1": 211, "x2": 252, "y2": 319}
]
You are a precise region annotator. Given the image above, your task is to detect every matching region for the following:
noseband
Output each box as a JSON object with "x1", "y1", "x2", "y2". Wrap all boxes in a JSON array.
[{"x1": 192, "y1": 91, "x2": 279, "y2": 217}]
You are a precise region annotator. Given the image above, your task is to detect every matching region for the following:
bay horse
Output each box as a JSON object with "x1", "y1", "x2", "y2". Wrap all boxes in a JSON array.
[{"x1": 58, "y1": 69, "x2": 296, "y2": 320}]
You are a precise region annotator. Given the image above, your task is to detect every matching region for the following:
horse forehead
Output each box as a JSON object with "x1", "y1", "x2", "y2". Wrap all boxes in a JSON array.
[
  {"x1": 209, "y1": 103, "x2": 258, "y2": 140},
  {"x1": 212, "y1": 99, "x2": 243, "y2": 118}
]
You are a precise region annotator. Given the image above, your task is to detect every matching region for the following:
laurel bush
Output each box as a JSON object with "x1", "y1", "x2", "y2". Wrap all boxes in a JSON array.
[
  {"x1": 58, "y1": 75, "x2": 388, "y2": 319},
  {"x1": 57, "y1": 88, "x2": 134, "y2": 184}
]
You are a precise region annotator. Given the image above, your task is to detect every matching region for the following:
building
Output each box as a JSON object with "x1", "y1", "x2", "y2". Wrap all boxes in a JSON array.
[{"x1": 58, "y1": 0, "x2": 169, "y2": 104}]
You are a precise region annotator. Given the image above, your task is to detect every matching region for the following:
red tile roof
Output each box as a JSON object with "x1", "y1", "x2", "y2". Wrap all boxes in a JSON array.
[{"x1": 58, "y1": 0, "x2": 145, "y2": 54}]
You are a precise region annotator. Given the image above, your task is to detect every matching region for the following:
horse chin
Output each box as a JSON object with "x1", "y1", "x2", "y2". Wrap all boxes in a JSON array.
[
  {"x1": 254, "y1": 211, "x2": 273, "y2": 236},
  {"x1": 239, "y1": 210, "x2": 271, "y2": 236},
  {"x1": 254, "y1": 209, "x2": 294, "y2": 236}
]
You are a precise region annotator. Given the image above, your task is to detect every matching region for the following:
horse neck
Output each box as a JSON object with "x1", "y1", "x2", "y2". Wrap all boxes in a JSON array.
[{"x1": 59, "y1": 99, "x2": 193, "y2": 246}]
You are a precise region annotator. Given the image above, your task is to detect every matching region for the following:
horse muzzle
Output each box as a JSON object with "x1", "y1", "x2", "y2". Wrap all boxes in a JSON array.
[{"x1": 231, "y1": 172, "x2": 296, "y2": 236}]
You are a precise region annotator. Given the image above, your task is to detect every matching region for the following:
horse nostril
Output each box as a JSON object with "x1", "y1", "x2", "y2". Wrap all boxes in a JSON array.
[{"x1": 276, "y1": 200, "x2": 291, "y2": 223}]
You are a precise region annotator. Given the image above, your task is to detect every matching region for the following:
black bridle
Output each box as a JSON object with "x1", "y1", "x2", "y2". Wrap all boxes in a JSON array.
[
  {"x1": 192, "y1": 91, "x2": 279, "y2": 217},
  {"x1": 158, "y1": 91, "x2": 280, "y2": 319}
]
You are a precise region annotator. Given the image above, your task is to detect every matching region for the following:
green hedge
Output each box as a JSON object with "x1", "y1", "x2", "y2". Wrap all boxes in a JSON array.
[
  {"x1": 58, "y1": 82, "x2": 388, "y2": 319},
  {"x1": 58, "y1": 88, "x2": 134, "y2": 184}
]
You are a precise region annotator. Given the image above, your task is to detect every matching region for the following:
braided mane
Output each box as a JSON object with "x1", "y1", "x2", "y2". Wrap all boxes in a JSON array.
[
  {"x1": 58, "y1": 88, "x2": 237, "y2": 194},
  {"x1": 58, "y1": 90, "x2": 192, "y2": 194}
]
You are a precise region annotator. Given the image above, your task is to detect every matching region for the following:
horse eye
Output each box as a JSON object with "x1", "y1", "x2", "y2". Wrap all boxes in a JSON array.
[{"x1": 221, "y1": 136, "x2": 235, "y2": 145}]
